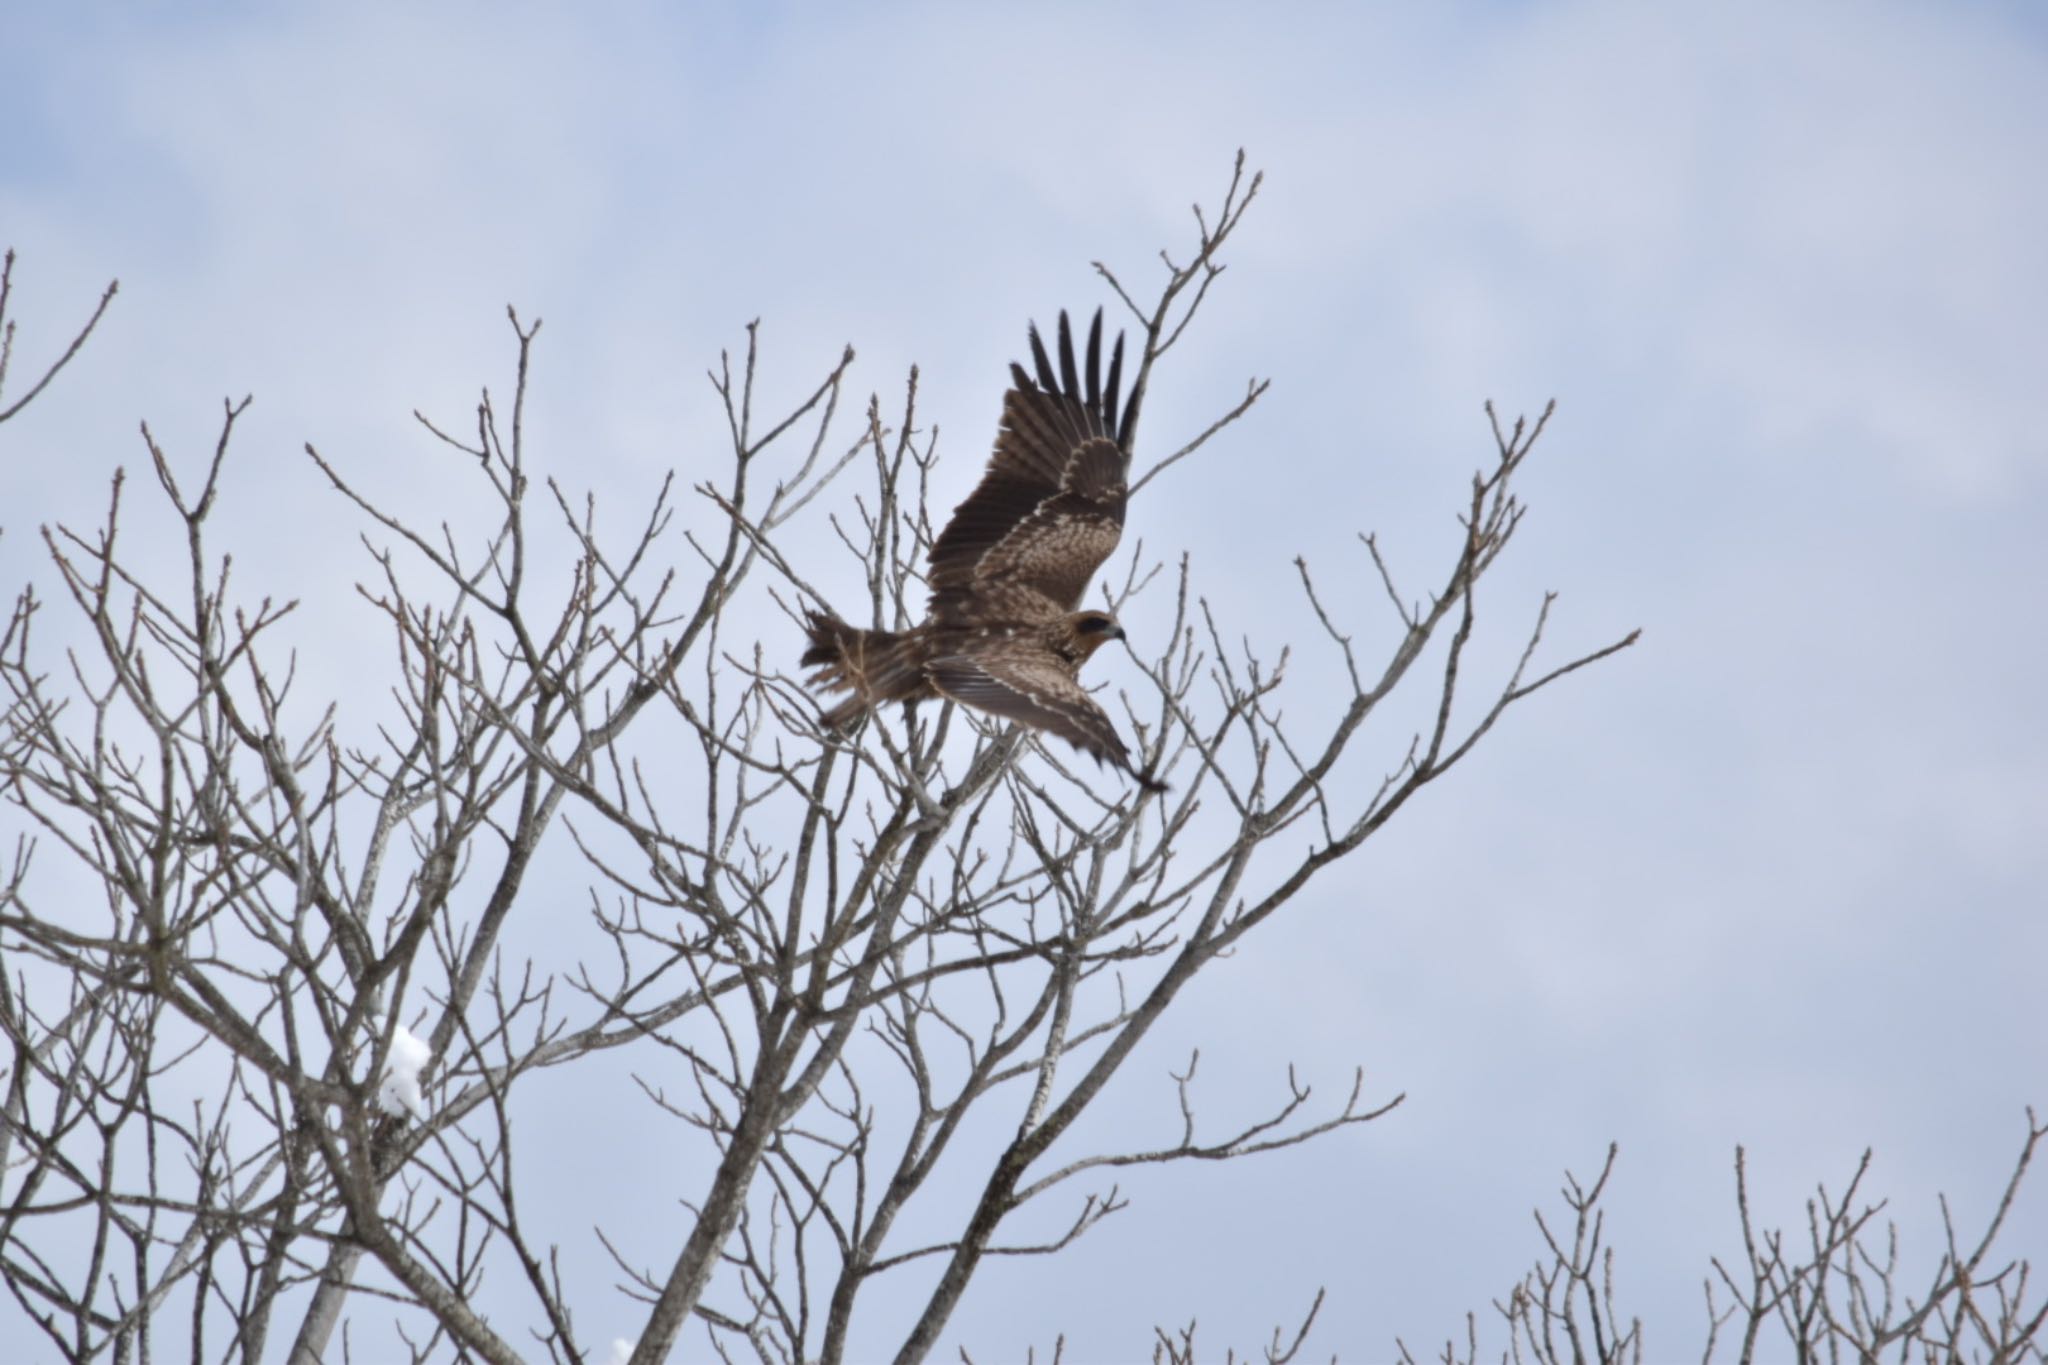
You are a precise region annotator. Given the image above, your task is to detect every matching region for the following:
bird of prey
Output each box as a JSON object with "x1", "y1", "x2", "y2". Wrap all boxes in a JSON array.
[{"x1": 802, "y1": 309, "x2": 1164, "y2": 792}]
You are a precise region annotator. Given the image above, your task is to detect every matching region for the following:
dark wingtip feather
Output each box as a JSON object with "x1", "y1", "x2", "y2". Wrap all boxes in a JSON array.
[
  {"x1": 1028, "y1": 320, "x2": 1057, "y2": 392},
  {"x1": 1103, "y1": 333, "x2": 1127, "y2": 446},
  {"x1": 1083, "y1": 310, "x2": 1103, "y2": 414},
  {"x1": 1056, "y1": 310, "x2": 1081, "y2": 402},
  {"x1": 1015, "y1": 306, "x2": 1136, "y2": 446},
  {"x1": 1118, "y1": 367, "x2": 1142, "y2": 448}
]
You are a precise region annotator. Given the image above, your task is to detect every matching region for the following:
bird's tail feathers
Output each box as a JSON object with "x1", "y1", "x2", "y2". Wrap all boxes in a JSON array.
[{"x1": 802, "y1": 611, "x2": 922, "y2": 729}]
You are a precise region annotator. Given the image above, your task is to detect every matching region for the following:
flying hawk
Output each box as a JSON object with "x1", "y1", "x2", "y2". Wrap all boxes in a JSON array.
[{"x1": 803, "y1": 309, "x2": 1164, "y2": 792}]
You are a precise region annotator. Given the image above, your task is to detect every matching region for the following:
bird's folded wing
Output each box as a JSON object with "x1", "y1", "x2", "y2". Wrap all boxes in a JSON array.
[{"x1": 926, "y1": 649, "x2": 1134, "y2": 771}]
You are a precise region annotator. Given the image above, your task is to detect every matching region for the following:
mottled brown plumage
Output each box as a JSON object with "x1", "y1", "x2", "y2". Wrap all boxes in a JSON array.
[{"x1": 803, "y1": 309, "x2": 1163, "y2": 792}]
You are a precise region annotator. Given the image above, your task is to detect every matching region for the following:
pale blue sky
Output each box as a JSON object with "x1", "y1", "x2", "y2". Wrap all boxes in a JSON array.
[{"x1": 3, "y1": 2, "x2": 2044, "y2": 1359}]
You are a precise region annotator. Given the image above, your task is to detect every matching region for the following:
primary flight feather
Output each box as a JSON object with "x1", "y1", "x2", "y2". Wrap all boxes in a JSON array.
[{"x1": 802, "y1": 309, "x2": 1163, "y2": 792}]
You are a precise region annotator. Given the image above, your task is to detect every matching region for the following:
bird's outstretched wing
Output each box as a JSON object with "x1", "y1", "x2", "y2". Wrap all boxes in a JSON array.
[
  {"x1": 928, "y1": 646, "x2": 1164, "y2": 793},
  {"x1": 927, "y1": 309, "x2": 1139, "y2": 626}
]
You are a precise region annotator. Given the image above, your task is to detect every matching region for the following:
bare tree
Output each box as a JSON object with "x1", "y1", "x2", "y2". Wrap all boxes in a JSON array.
[
  {"x1": 1, "y1": 155, "x2": 1641, "y2": 1363},
  {"x1": 1399, "y1": 1112, "x2": 2046, "y2": 1365}
]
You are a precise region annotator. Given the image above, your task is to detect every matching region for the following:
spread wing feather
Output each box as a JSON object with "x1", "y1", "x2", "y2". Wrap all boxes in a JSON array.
[
  {"x1": 928, "y1": 647, "x2": 1162, "y2": 790},
  {"x1": 927, "y1": 310, "x2": 1135, "y2": 624}
]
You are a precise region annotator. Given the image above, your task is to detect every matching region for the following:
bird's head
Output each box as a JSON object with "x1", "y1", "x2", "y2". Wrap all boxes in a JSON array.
[{"x1": 1066, "y1": 610, "x2": 1127, "y2": 662}]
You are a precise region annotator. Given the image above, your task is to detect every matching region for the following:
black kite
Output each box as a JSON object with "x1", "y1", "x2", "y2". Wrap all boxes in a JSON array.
[{"x1": 802, "y1": 309, "x2": 1163, "y2": 792}]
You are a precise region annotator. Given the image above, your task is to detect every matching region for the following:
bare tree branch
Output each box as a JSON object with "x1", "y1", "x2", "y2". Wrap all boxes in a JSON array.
[{"x1": 0, "y1": 248, "x2": 119, "y2": 426}]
